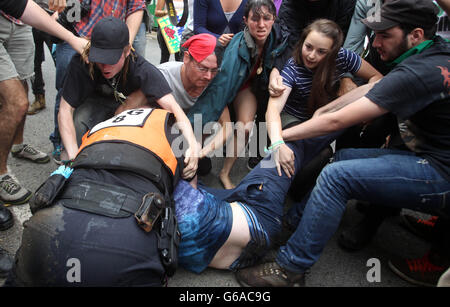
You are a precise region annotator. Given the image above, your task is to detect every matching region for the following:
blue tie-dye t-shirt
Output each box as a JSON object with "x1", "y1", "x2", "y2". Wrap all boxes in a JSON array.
[{"x1": 174, "y1": 180, "x2": 233, "y2": 273}]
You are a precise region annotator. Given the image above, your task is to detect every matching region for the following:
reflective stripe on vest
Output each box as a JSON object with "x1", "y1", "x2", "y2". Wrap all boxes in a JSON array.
[{"x1": 77, "y1": 108, "x2": 178, "y2": 175}]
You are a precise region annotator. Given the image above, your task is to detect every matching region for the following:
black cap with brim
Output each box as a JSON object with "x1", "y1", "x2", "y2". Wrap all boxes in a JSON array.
[
  {"x1": 89, "y1": 46, "x2": 124, "y2": 65},
  {"x1": 362, "y1": 16, "x2": 399, "y2": 31},
  {"x1": 88, "y1": 17, "x2": 130, "y2": 65}
]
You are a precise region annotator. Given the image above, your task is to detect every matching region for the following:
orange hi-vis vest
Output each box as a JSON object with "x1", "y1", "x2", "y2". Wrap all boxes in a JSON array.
[{"x1": 73, "y1": 108, "x2": 179, "y2": 190}]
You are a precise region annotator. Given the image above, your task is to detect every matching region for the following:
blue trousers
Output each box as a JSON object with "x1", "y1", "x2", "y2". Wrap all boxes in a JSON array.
[
  {"x1": 205, "y1": 131, "x2": 342, "y2": 243},
  {"x1": 50, "y1": 42, "x2": 77, "y2": 148},
  {"x1": 277, "y1": 148, "x2": 450, "y2": 273}
]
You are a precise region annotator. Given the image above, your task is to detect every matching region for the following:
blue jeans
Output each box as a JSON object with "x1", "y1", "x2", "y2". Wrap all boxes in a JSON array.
[
  {"x1": 50, "y1": 42, "x2": 77, "y2": 148},
  {"x1": 132, "y1": 22, "x2": 147, "y2": 57},
  {"x1": 276, "y1": 148, "x2": 450, "y2": 273},
  {"x1": 205, "y1": 131, "x2": 342, "y2": 243}
]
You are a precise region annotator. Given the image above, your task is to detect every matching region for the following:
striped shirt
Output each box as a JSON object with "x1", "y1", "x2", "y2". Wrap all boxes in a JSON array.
[
  {"x1": 281, "y1": 47, "x2": 362, "y2": 121},
  {"x1": 74, "y1": 0, "x2": 145, "y2": 38}
]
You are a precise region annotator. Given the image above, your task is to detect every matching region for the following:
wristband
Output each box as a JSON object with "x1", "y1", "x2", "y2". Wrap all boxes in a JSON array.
[{"x1": 264, "y1": 140, "x2": 285, "y2": 154}]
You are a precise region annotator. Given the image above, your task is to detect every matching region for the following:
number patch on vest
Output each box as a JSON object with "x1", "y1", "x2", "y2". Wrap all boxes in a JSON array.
[{"x1": 88, "y1": 108, "x2": 153, "y2": 136}]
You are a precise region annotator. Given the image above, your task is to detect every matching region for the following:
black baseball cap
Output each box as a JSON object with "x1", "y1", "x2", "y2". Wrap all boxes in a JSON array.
[
  {"x1": 362, "y1": 0, "x2": 439, "y2": 31},
  {"x1": 89, "y1": 17, "x2": 130, "y2": 65}
]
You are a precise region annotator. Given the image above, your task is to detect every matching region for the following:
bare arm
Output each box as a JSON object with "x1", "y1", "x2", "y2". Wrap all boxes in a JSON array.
[
  {"x1": 155, "y1": 0, "x2": 167, "y2": 17},
  {"x1": 58, "y1": 98, "x2": 78, "y2": 160},
  {"x1": 114, "y1": 89, "x2": 149, "y2": 115},
  {"x1": 265, "y1": 87, "x2": 296, "y2": 177},
  {"x1": 354, "y1": 58, "x2": 383, "y2": 84},
  {"x1": 266, "y1": 87, "x2": 292, "y2": 144},
  {"x1": 314, "y1": 80, "x2": 380, "y2": 117},
  {"x1": 126, "y1": 9, "x2": 144, "y2": 45},
  {"x1": 157, "y1": 94, "x2": 199, "y2": 179},
  {"x1": 19, "y1": 1, "x2": 88, "y2": 55},
  {"x1": 338, "y1": 58, "x2": 382, "y2": 97},
  {"x1": 282, "y1": 96, "x2": 389, "y2": 141}
]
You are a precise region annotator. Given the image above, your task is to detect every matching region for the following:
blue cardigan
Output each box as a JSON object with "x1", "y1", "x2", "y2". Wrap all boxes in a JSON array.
[{"x1": 193, "y1": 0, "x2": 247, "y2": 38}]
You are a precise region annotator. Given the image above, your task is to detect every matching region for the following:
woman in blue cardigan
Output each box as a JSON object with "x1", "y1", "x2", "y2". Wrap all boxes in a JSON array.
[{"x1": 194, "y1": 0, "x2": 247, "y2": 47}]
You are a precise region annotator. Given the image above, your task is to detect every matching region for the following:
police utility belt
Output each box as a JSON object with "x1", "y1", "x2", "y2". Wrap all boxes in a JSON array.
[
  {"x1": 59, "y1": 179, "x2": 164, "y2": 230},
  {"x1": 30, "y1": 170, "x2": 180, "y2": 277},
  {"x1": 29, "y1": 108, "x2": 181, "y2": 276},
  {"x1": 62, "y1": 179, "x2": 180, "y2": 276}
]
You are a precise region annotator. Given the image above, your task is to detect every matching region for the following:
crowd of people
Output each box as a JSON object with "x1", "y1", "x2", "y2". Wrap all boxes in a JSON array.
[{"x1": 0, "y1": 0, "x2": 449, "y2": 288}]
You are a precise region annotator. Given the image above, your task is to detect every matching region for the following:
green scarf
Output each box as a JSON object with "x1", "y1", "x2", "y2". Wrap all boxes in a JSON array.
[{"x1": 387, "y1": 39, "x2": 434, "y2": 67}]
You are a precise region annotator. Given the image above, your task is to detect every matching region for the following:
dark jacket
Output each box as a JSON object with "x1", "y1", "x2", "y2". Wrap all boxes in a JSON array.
[{"x1": 274, "y1": 0, "x2": 356, "y2": 70}]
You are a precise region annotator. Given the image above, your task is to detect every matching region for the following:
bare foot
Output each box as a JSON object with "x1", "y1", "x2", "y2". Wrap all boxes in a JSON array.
[{"x1": 219, "y1": 171, "x2": 235, "y2": 189}]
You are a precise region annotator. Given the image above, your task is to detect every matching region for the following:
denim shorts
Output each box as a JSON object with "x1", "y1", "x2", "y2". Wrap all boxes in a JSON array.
[{"x1": 0, "y1": 15, "x2": 34, "y2": 81}]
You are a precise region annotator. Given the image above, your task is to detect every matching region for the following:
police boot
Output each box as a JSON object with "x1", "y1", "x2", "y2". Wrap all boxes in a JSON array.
[{"x1": 27, "y1": 94, "x2": 46, "y2": 115}]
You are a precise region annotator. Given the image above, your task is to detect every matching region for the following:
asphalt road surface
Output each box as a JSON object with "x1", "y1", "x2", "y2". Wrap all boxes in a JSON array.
[{"x1": 0, "y1": 32, "x2": 431, "y2": 288}]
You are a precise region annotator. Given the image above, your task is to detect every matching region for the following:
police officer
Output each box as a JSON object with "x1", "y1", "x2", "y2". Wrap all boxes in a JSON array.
[{"x1": 7, "y1": 107, "x2": 183, "y2": 286}]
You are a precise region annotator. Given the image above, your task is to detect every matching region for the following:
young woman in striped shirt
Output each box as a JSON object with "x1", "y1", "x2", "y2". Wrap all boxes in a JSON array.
[{"x1": 266, "y1": 19, "x2": 382, "y2": 177}]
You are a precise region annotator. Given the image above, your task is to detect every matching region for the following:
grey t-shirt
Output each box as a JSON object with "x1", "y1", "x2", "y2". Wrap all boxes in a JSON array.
[{"x1": 157, "y1": 61, "x2": 197, "y2": 112}]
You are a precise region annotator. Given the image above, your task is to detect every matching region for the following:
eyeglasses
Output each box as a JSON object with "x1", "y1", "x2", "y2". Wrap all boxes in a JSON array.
[{"x1": 190, "y1": 55, "x2": 220, "y2": 74}]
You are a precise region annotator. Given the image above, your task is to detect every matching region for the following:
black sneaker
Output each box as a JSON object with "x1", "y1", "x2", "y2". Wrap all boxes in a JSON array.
[
  {"x1": 400, "y1": 215, "x2": 438, "y2": 242},
  {"x1": 388, "y1": 252, "x2": 449, "y2": 287}
]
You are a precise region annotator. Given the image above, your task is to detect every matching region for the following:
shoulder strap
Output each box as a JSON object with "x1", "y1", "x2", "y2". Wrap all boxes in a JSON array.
[{"x1": 165, "y1": 0, "x2": 188, "y2": 27}]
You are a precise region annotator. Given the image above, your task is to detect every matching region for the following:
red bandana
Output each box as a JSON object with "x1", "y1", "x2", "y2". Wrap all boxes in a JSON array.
[{"x1": 182, "y1": 33, "x2": 217, "y2": 62}]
